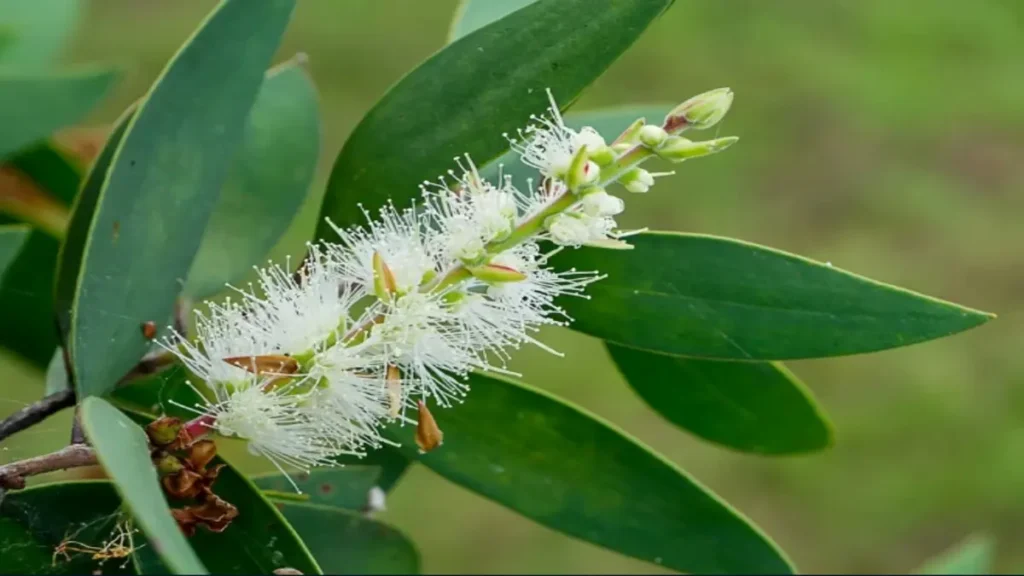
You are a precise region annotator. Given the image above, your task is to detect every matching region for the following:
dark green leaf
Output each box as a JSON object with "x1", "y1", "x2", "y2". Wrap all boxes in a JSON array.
[
  {"x1": 79, "y1": 397, "x2": 206, "y2": 574},
  {"x1": 916, "y1": 534, "x2": 995, "y2": 575},
  {"x1": 0, "y1": 67, "x2": 118, "y2": 160},
  {"x1": 608, "y1": 343, "x2": 832, "y2": 454},
  {"x1": 256, "y1": 466, "x2": 387, "y2": 511},
  {"x1": 317, "y1": 0, "x2": 673, "y2": 236},
  {"x1": 279, "y1": 503, "x2": 419, "y2": 575},
  {"x1": 0, "y1": 223, "x2": 29, "y2": 274},
  {"x1": 184, "y1": 59, "x2": 322, "y2": 299},
  {"x1": 54, "y1": 106, "x2": 133, "y2": 340},
  {"x1": 448, "y1": 0, "x2": 536, "y2": 40},
  {"x1": 0, "y1": 0, "x2": 81, "y2": 69},
  {"x1": 6, "y1": 140, "x2": 83, "y2": 205},
  {"x1": 0, "y1": 481, "x2": 136, "y2": 575},
  {"x1": 384, "y1": 372, "x2": 793, "y2": 574},
  {"x1": 67, "y1": 0, "x2": 295, "y2": 397},
  {"x1": 551, "y1": 231, "x2": 993, "y2": 360}
]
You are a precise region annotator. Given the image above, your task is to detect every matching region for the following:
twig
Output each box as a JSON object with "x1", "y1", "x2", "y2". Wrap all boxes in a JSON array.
[
  {"x1": 0, "y1": 444, "x2": 97, "y2": 489},
  {"x1": 0, "y1": 389, "x2": 76, "y2": 444}
]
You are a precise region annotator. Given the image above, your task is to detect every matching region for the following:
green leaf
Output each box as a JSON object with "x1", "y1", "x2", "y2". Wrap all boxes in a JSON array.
[
  {"x1": 916, "y1": 534, "x2": 995, "y2": 575},
  {"x1": 0, "y1": 67, "x2": 118, "y2": 160},
  {"x1": 448, "y1": 0, "x2": 536, "y2": 40},
  {"x1": 0, "y1": 223, "x2": 29, "y2": 274},
  {"x1": 54, "y1": 106, "x2": 133, "y2": 340},
  {"x1": 67, "y1": 0, "x2": 295, "y2": 398},
  {"x1": 184, "y1": 59, "x2": 322, "y2": 299},
  {"x1": 44, "y1": 348, "x2": 70, "y2": 395},
  {"x1": 256, "y1": 466, "x2": 390, "y2": 511},
  {"x1": 317, "y1": 0, "x2": 673, "y2": 236},
  {"x1": 279, "y1": 503, "x2": 420, "y2": 575},
  {"x1": 384, "y1": 372, "x2": 793, "y2": 574},
  {"x1": 0, "y1": 480, "x2": 136, "y2": 575},
  {"x1": 550, "y1": 231, "x2": 993, "y2": 360},
  {"x1": 6, "y1": 139, "x2": 83, "y2": 205},
  {"x1": 608, "y1": 343, "x2": 832, "y2": 454},
  {"x1": 79, "y1": 397, "x2": 206, "y2": 574},
  {"x1": 0, "y1": 0, "x2": 81, "y2": 69}
]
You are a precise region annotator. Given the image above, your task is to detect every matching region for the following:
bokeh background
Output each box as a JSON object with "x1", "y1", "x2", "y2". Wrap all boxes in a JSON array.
[{"x1": 2, "y1": 1, "x2": 1022, "y2": 573}]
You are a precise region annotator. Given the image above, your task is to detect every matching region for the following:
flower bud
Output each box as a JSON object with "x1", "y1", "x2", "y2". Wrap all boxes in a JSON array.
[
  {"x1": 620, "y1": 168, "x2": 655, "y2": 193},
  {"x1": 581, "y1": 189, "x2": 625, "y2": 217},
  {"x1": 664, "y1": 88, "x2": 734, "y2": 133},
  {"x1": 656, "y1": 136, "x2": 739, "y2": 162},
  {"x1": 638, "y1": 125, "x2": 668, "y2": 148},
  {"x1": 468, "y1": 263, "x2": 528, "y2": 283},
  {"x1": 146, "y1": 417, "x2": 183, "y2": 447},
  {"x1": 155, "y1": 453, "x2": 185, "y2": 476},
  {"x1": 415, "y1": 400, "x2": 444, "y2": 453}
]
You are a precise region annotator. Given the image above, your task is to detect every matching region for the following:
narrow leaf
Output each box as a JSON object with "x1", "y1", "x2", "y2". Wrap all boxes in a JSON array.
[
  {"x1": 551, "y1": 231, "x2": 993, "y2": 360},
  {"x1": 0, "y1": 67, "x2": 117, "y2": 160},
  {"x1": 608, "y1": 343, "x2": 832, "y2": 454},
  {"x1": 67, "y1": 0, "x2": 295, "y2": 397},
  {"x1": 44, "y1": 347, "x2": 70, "y2": 395},
  {"x1": 383, "y1": 372, "x2": 793, "y2": 574},
  {"x1": 184, "y1": 59, "x2": 322, "y2": 299},
  {"x1": 317, "y1": 0, "x2": 673, "y2": 237},
  {"x1": 79, "y1": 396, "x2": 206, "y2": 574},
  {"x1": 279, "y1": 503, "x2": 420, "y2": 575}
]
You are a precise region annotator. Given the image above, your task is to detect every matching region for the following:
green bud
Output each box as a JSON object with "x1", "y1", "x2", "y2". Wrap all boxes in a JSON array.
[
  {"x1": 664, "y1": 88, "x2": 734, "y2": 133},
  {"x1": 145, "y1": 416, "x2": 182, "y2": 447},
  {"x1": 155, "y1": 453, "x2": 185, "y2": 476},
  {"x1": 589, "y1": 145, "x2": 616, "y2": 166},
  {"x1": 656, "y1": 136, "x2": 739, "y2": 162},
  {"x1": 638, "y1": 125, "x2": 668, "y2": 148},
  {"x1": 619, "y1": 167, "x2": 655, "y2": 193}
]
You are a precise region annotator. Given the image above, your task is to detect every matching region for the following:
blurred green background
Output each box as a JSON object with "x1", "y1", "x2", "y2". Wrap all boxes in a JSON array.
[{"x1": 2, "y1": 1, "x2": 1022, "y2": 572}]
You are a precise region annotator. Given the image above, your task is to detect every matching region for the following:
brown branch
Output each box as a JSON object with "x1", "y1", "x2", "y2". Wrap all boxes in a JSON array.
[
  {"x1": 0, "y1": 444, "x2": 97, "y2": 489},
  {"x1": 0, "y1": 389, "x2": 76, "y2": 444}
]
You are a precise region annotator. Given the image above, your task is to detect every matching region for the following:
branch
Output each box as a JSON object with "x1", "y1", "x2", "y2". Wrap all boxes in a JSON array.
[
  {"x1": 0, "y1": 444, "x2": 97, "y2": 489},
  {"x1": 0, "y1": 389, "x2": 76, "y2": 443}
]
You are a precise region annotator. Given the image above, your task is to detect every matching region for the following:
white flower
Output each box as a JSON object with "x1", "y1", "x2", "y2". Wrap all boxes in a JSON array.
[
  {"x1": 162, "y1": 301, "x2": 271, "y2": 386},
  {"x1": 326, "y1": 203, "x2": 438, "y2": 295},
  {"x1": 173, "y1": 375, "x2": 338, "y2": 490},
  {"x1": 506, "y1": 89, "x2": 606, "y2": 179},
  {"x1": 421, "y1": 156, "x2": 522, "y2": 263},
  {"x1": 230, "y1": 245, "x2": 365, "y2": 355}
]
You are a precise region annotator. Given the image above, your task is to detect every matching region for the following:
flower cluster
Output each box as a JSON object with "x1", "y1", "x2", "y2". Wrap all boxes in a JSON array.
[{"x1": 163, "y1": 88, "x2": 737, "y2": 487}]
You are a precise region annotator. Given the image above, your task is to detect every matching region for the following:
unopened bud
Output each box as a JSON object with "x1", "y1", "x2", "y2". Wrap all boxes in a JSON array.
[
  {"x1": 415, "y1": 400, "x2": 444, "y2": 453},
  {"x1": 656, "y1": 136, "x2": 739, "y2": 162},
  {"x1": 581, "y1": 190, "x2": 625, "y2": 217},
  {"x1": 588, "y1": 145, "x2": 616, "y2": 166},
  {"x1": 544, "y1": 213, "x2": 590, "y2": 246},
  {"x1": 664, "y1": 88, "x2": 734, "y2": 133},
  {"x1": 638, "y1": 125, "x2": 668, "y2": 148},
  {"x1": 469, "y1": 263, "x2": 527, "y2": 283},
  {"x1": 146, "y1": 417, "x2": 183, "y2": 447},
  {"x1": 620, "y1": 168, "x2": 655, "y2": 193},
  {"x1": 372, "y1": 251, "x2": 398, "y2": 302}
]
